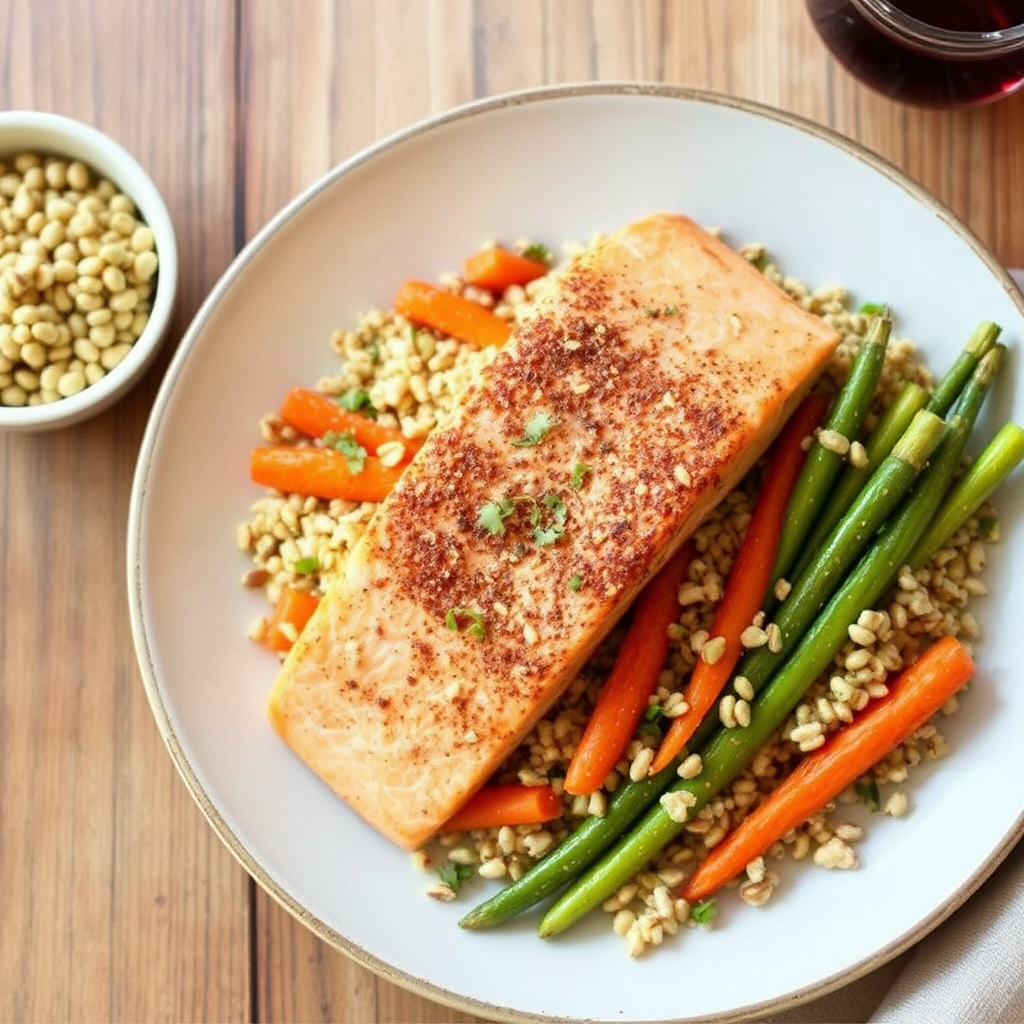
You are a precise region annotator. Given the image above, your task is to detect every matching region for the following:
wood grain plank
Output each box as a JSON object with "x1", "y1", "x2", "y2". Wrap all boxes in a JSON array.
[
  {"x1": 241, "y1": 2, "x2": 483, "y2": 1020},
  {"x1": 0, "y1": 1, "x2": 249, "y2": 1020}
]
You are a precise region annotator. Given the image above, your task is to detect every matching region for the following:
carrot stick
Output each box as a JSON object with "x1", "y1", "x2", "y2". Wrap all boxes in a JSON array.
[
  {"x1": 681, "y1": 635, "x2": 974, "y2": 903},
  {"x1": 564, "y1": 542, "x2": 694, "y2": 797},
  {"x1": 650, "y1": 394, "x2": 829, "y2": 774},
  {"x1": 250, "y1": 445, "x2": 403, "y2": 503},
  {"x1": 463, "y1": 245, "x2": 549, "y2": 292},
  {"x1": 262, "y1": 587, "x2": 321, "y2": 653},
  {"x1": 441, "y1": 784, "x2": 562, "y2": 832},
  {"x1": 279, "y1": 387, "x2": 423, "y2": 458},
  {"x1": 395, "y1": 279, "x2": 512, "y2": 349}
]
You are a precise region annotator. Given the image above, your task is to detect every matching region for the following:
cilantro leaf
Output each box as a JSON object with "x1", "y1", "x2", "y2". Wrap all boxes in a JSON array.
[
  {"x1": 690, "y1": 898, "x2": 717, "y2": 926},
  {"x1": 292, "y1": 556, "x2": 320, "y2": 575},
  {"x1": 477, "y1": 498, "x2": 515, "y2": 536},
  {"x1": 338, "y1": 388, "x2": 377, "y2": 419},
  {"x1": 322, "y1": 430, "x2": 367, "y2": 474},
  {"x1": 437, "y1": 862, "x2": 475, "y2": 892},
  {"x1": 568, "y1": 573, "x2": 584, "y2": 592},
  {"x1": 977, "y1": 514, "x2": 997, "y2": 538},
  {"x1": 856, "y1": 779, "x2": 881, "y2": 812},
  {"x1": 510, "y1": 411, "x2": 557, "y2": 447},
  {"x1": 445, "y1": 607, "x2": 487, "y2": 640},
  {"x1": 532, "y1": 493, "x2": 567, "y2": 546},
  {"x1": 522, "y1": 242, "x2": 552, "y2": 264},
  {"x1": 859, "y1": 301, "x2": 886, "y2": 316},
  {"x1": 570, "y1": 460, "x2": 593, "y2": 490}
]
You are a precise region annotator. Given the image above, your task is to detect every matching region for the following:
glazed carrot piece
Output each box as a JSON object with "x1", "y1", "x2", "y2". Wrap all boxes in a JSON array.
[
  {"x1": 279, "y1": 387, "x2": 423, "y2": 458},
  {"x1": 394, "y1": 279, "x2": 512, "y2": 349},
  {"x1": 262, "y1": 587, "x2": 321, "y2": 653},
  {"x1": 681, "y1": 635, "x2": 975, "y2": 903},
  {"x1": 463, "y1": 244, "x2": 549, "y2": 292},
  {"x1": 649, "y1": 394, "x2": 829, "y2": 774},
  {"x1": 250, "y1": 445, "x2": 403, "y2": 503},
  {"x1": 441, "y1": 784, "x2": 562, "y2": 833},
  {"x1": 564, "y1": 542, "x2": 694, "y2": 797}
]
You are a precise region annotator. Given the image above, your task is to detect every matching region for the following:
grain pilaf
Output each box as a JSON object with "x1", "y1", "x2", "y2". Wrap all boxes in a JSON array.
[{"x1": 237, "y1": 234, "x2": 998, "y2": 956}]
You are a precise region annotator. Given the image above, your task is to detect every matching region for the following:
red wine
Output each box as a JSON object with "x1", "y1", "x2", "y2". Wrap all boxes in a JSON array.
[{"x1": 806, "y1": 0, "x2": 1024, "y2": 107}]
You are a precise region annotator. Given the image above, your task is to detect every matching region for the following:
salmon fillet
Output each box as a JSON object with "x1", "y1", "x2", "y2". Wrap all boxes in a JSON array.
[{"x1": 268, "y1": 213, "x2": 840, "y2": 850}]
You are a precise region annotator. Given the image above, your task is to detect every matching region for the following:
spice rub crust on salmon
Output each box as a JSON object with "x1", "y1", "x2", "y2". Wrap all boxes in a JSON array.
[{"x1": 268, "y1": 213, "x2": 840, "y2": 850}]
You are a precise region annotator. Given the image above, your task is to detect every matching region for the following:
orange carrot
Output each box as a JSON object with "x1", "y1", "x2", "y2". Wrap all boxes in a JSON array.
[
  {"x1": 463, "y1": 244, "x2": 549, "y2": 292},
  {"x1": 441, "y1": 784, "x2": 561, "y2": 833},
  {"x1": 650, "y1": 394, "x2": 829, "y2": 774},
  {"x1": 564, "y1": 542, "x2": 694, "y2": 797},
  {"x1": 250, "y1": 445, "x2": 403, "y2": 503},
  {"x1": 262, "y1": 587, "x2": 321, "y2": 653},
  {"x1": 681, "y1": 635, "x2": 974, "y2": 903},
  {"x1": 279, "y1": 387, "x2": 423, "y2": 459},
  {"x1": 394, "y1": 279, "x2": 512, "y2": 349}
]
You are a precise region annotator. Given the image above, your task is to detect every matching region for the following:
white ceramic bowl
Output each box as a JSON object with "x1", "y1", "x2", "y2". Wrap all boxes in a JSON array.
[
  {"x1": 129, "y1": 85, "x2": 1024, "y2": 1023},
  {"x1": 0, "y1": 110, "x2": 178, "y2": 431}
]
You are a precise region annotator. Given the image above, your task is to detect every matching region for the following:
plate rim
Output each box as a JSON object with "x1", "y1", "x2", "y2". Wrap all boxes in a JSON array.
[{"x1": 126, "y1": 80, "x2": 1024, "y2": 1024}]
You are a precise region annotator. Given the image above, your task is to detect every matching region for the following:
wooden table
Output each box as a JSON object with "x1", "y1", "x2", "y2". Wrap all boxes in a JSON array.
[{"x1": 1, "y1": 2, "x2": 1021, "y2": 1020}]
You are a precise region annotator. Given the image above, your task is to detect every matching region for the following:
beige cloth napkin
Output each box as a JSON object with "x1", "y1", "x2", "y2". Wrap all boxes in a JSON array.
[{"x1": 766, "y1": 267, "x2": 1024, "y2": 1023}]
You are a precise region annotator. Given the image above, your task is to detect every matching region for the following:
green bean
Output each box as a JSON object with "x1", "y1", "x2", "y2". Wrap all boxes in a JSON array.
[
  {"x1": 790, "y1": 380, "x2": 929, "y2": 582},
  {"x1": 908, "y1": 420, "x2": 1024, "y2": 571},
  {"x1": 537, "y1": 349, "x2": 1003, "y2": 938},
  {"x1": 768, "y1": 314, "x2": 891, "y2": 597}
]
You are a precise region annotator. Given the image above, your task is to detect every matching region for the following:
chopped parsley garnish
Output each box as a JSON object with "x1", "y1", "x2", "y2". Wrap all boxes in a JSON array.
[
  {"x1": 859, "y1": 301, "x2": 886, "y2": 316},
  {"x1": 856, "y1": 779, "x2": 881, "y2": 812},
  {"x1": 978, "y1": 515, "x2": 998, "y2": 538},
  {"x1": 570, "y1": 460, "x2": 593, "y2": 490},
  {"x1": 437, "y1": 862, "x2": 475, "y2": 893},
  {"x1": 445, "y1": 607, "x2": 486, "y2": 640},
  {"x1": 522, "y1": 242, "x2": 552, "y2": 264},
  {"x1": 690, "y1": 899, "x2": 718, "y2": 926},
  {"x1": 639, "y1": 703, "x2": 665, "y2": 737},
  {"x1": 477, "y1": 492, "x2": 567, "y2": 547},
  {"x1": 477, "y1": 498, "x2": 516, "y2": 536},
  {"x1": 643, "y1": 305, "x2": 679, "y2": 318},
  {"x1": 531, "y1": 493, "x2": 567, "y2": 546},
  {"x1": 511, "y1": 410, "x2": 557, "y2": 447},
  {"x1": 568, "y1": 573, "x2": 584, "y2": 592},
  {"x1": 338, "y1": 388, "x2": 377, "y2": 419},
  {"x1": 292, "y1": 556, "x2": 320, "y2": 575},
  {"x1": 322, "y1": 430, "x2": 367, "y2": 473}
]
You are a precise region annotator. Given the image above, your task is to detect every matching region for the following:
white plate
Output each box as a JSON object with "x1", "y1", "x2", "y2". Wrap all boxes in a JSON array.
[{"x1": 128, "y1": 84, "x2": 1024, "y2": 1023}]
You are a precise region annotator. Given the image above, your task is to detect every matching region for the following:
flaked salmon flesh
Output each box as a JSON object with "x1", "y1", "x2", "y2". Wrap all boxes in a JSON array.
[{"x1": 268, "y1": 213, "x2": 840, "y2": 850}]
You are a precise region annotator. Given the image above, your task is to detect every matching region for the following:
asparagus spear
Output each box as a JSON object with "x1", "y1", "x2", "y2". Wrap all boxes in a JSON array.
[
  {"x1": 768, "y1": 314, "x2": 891, "y2": 597},
  {"x1": 925, "y1": 320, "x2": 1001, "y2": 416},
  {"x1": 790, "y1": 380, "x2": 928, "y2": 582},
  {"x1": 793, "y1": 322, "x2": 999, "y2": 583},
  {"x1": 908, "y1": 421, "x2": 1024, "y2": 570},
  {"x1": 730, "y1": 409, "x2": 944, "y2": 694},
  {"x1": 536, "y1": 348, "x2": 1004, "y2": 938}
]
